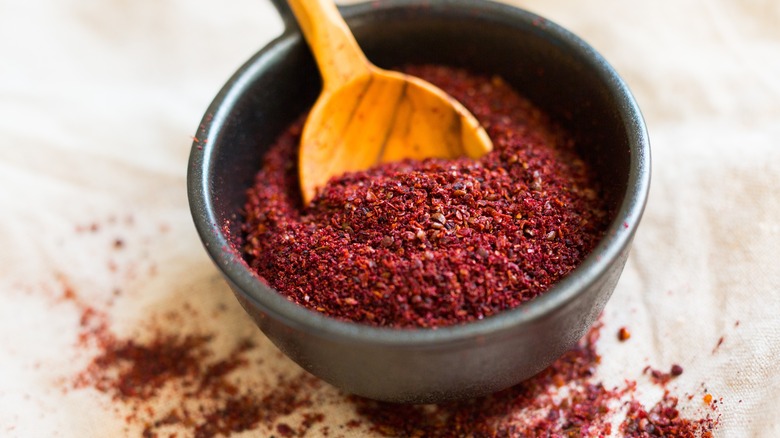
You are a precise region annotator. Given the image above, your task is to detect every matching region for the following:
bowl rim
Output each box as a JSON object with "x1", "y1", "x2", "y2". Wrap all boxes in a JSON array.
[{"x1": 187, "y1": 0, "x2": 650, "y2": 348}]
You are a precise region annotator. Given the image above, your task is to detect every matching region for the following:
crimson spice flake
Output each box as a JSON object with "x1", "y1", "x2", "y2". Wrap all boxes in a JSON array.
[
  {"x1": 618, "y1": 326, "x2": 632, "y2": 341},
  {"x1": 242, "y1": 65, "x2": 610, "y2": 328}
]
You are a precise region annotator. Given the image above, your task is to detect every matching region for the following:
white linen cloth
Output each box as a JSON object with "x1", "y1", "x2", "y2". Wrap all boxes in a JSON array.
[{"x1": 1, "y1": 0, "x2": 778, "y2": 436}]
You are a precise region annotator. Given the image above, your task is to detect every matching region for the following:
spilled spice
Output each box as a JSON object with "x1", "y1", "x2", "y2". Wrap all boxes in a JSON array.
[
  {"x1": 712, "y1": 336, "x2": 725, "y2": 354},
  {"x1": 640, "y1": 364, "x2": 685, "y2": 389},
  {"x1": 350, "y1": 323, "x2": 717, "y2": 437},
  {"x1": 62, "y1": 266, "x2": 324, "y2": 438},
  {"x1": 622, "y1": 393, "x2": 713, "y2": 438},
  {"x1": 242, "y1": 65, "x2": 610, "y2": 328},
  {"x1": 64, "y1": 260, "x2": 718, "y2": 438},
  {"x1": 618, "y1": 326, "x2": 632, "y2": 341},
  {"x1": 76, "y1": 331, "x2": 214, "y2": 401},
  {"x1": 67, "y1": 279, "x2": 718, "y2": 437}
]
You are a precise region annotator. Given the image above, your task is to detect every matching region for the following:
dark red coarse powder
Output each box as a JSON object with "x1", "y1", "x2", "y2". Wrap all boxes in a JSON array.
[
  {"x1": 242, "y1": 65, "x2": 610, "y2": 328},
  {"x1": 622, "y1": 392, "x2": 714, "y2": 438},
  {"x1": 349, "y1": 323, "x2": 717, "y2": 437},
  {"x1": 66, "y1": 275, "x2": 717, "y2": 436},
  {"x1": 643, "y1": 364, "x2": 686, "y2": 387},
  {"x1": 66, "y1": 286, "x2": 323, "y2": 438}
]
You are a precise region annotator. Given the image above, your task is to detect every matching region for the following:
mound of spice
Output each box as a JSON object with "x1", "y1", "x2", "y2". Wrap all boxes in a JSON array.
[{"x1": 242, "y1": 65, "x2": 609, "y2": 328}]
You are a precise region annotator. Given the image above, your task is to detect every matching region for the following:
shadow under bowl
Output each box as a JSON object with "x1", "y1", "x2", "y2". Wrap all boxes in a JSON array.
[{"x1": 188, "y1": 0, "x2": 650, "y2": 404}]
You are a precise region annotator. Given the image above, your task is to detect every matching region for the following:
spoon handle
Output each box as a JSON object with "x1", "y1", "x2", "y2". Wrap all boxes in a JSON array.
[{"x1": 287, "y1": 0, "x2": 372, "y2": 90}]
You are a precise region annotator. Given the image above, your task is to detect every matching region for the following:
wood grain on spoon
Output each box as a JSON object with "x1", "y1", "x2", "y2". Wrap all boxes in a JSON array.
[{"x1": 288, "y1": 0, "x2": 493, "y2": 205}]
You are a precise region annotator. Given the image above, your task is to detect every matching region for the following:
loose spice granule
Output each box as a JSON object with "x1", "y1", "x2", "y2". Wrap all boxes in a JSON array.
[
  {"x1": 618, "y1": 326, "x2": 631, "y2": 341},
  {"x1": 712, "y1": 336, "x2": 725, "y2": 354},
  {"x1": 644, "y1": 366, "x2": 674, "y2": 386},
  {"x1": 242, "y1": 65, "x2": 610, "y2": 328},
  {"x1": 621, "y1": 392, "x2": 710, "y2": 438}
]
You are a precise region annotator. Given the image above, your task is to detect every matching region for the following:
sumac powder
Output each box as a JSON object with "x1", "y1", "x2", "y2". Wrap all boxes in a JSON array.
[
  {"x1": 242, "y1": 65, "x2": 609, "y2": 328},
  {"x1": 351, "y1": 323, "x2": 717, "y2": 437}
]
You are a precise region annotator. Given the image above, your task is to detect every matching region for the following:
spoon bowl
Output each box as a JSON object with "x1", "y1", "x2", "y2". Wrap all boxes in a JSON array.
[{"x1": 188, "y1": 0, "x2": 650, "y2": 403}]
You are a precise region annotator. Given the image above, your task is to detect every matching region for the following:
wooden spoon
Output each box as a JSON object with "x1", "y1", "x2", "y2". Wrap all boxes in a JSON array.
[{"x1": 288, "y1": 0, "x2": 493, "y2": 205}]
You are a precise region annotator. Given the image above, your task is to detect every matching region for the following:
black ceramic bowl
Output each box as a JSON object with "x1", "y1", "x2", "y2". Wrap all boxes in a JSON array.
[{"x1": 188, "y1": 0, "x2": 650, "y2": 403}]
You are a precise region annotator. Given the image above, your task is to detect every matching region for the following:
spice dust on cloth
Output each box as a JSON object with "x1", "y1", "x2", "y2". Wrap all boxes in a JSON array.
[{"x1": 1, "y1": 0, "x2": 779, "y2": 436}]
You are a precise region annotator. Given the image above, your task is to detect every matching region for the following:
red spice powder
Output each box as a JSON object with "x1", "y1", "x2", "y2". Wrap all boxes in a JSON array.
[
  {"x1": 75, "y1": 319, "x2": 324, "y2": 437},
  {"x1": 88, "y1": 334, "x2": 211, "y2": 400},
  {"x1": 622, "y1": 393, "x2": 713, "y2": 438},
  {"x1": 63, "y1": 257, "x2": 717, "y2": 438},
  {"x1": 349, "y1": 324, "x2": 717, "y2": 437},
  {"x1": 66, "y1": 281, "x2": 324, "y2": 438},
  {"x1": 643, "y1": 364, "x2": 685, "y2": 386},
  {"x1": 618, "y1": 326, "x2": 632, "y2": 342},
  {"x1": 712, "y1": 336, "x2": 725, "y2": 354},
  {"x1": 67, "y1": 276, "x2": 717, "y2": 437},
  {"x1": 242, "y1": 65, "x2": 609, "y2": 328}
]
